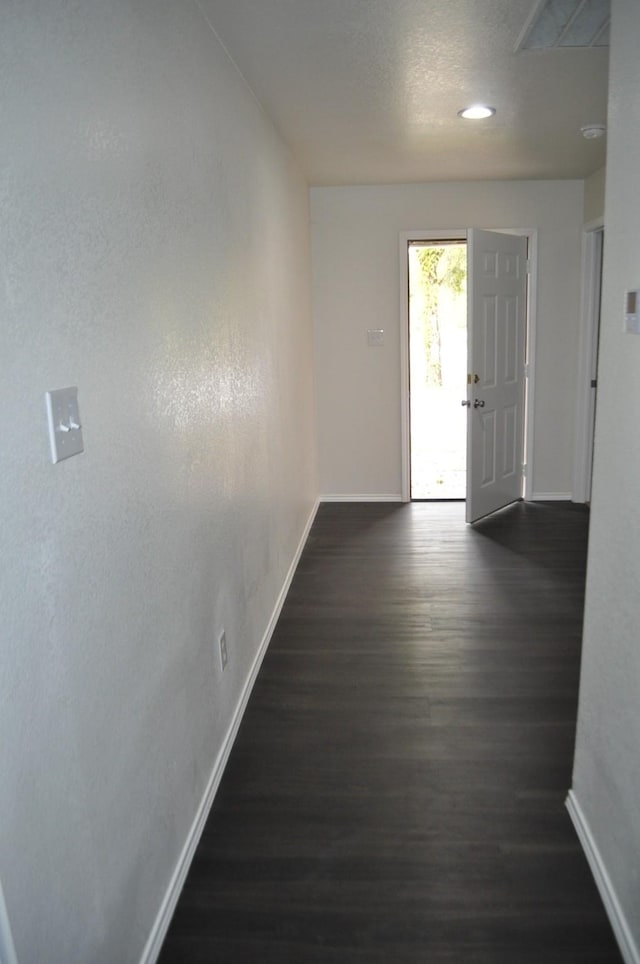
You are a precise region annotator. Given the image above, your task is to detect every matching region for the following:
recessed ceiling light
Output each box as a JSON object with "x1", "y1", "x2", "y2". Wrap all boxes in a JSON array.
[{"x1": 458, "y1": 105, "x2": 496, "y2": 120}]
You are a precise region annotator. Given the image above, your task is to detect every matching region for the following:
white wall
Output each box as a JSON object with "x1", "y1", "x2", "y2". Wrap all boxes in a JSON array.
[
  {"x1": 584, "y1": 165, "x2": 606, "y2": 224},
  {"x1": 571, "y1": 1, "x2": 640, "y2": 957},
  {"x1": 311, "y1": 181, "x2": 583, "y2": 500},
  {"x1": 0, "y1": 2, "x2": 316, "y2": 962}
]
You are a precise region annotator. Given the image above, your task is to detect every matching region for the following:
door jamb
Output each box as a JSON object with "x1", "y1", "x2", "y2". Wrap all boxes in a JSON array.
[
  {"x1": 573, "y1": 218, "x2": 604, "y2": 503},
  {"x1": 0, "y1": 876, "x2": 18, "y2": 964},
  {"x1": 399, "y1": 228, "x2": 537, "y2": 504}
]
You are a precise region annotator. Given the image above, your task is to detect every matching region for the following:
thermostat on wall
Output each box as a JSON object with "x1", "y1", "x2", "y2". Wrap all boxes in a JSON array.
[{"x1": 624, "y1": 290, "x2": 640, "y2": 334}]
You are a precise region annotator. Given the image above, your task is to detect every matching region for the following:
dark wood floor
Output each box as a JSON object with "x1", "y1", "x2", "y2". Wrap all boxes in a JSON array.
[{"x1": 159, "y1": 500, "x2": 622, "y2": 963}]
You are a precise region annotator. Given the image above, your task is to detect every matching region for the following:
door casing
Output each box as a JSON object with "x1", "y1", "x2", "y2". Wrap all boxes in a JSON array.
[
  {"x1": 399, "y1": 227, "x2": 538, "y2": 505},
  {"x1": 0, "y1": 876, "x2": 17, "y2": 964},
  {"x1": 573, "y1": 219, "x2": 604, "y2": 504}
]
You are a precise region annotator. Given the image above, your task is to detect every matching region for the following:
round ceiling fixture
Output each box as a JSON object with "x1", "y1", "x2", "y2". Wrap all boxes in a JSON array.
[
  {"x1": 458, "y1": 105, "x2": 496, "y2": 120},
  {"x1": 581, "y1": 123, "x2": 606, "y2": 139}
]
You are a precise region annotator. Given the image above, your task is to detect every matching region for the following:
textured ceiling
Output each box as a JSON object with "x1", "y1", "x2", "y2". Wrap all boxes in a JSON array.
[{"x1": 198, "y1": 0, "x2": 609, "y2": 185}]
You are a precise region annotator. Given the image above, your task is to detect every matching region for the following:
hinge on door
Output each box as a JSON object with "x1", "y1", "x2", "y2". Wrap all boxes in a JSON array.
[
  {"x1": 525, "y1": 258, "x2": 531, "y2": 273},
  {"x1": 522, "y1": 463, "x2": 527, "y2": 477},
  {"x1": 524, "y1": 362, "x2": 530, "y2": 378}
]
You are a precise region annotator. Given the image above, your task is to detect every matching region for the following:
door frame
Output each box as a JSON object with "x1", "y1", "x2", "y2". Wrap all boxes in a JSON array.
[
  {"x1": 572, "y1": 218, "x2": 604, "y2": 504},
  {"x1": 399, "y1": 227, "x2": 538, "y2": 504},
  {"x1": 0, "y1": 876, "x2": 18, "y2": 964}
]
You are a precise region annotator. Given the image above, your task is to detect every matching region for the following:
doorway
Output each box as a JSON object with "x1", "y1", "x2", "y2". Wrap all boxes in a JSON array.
[
  {"x1": 408, "y1": 240, "x2": 467, "y2": 500},
  {"x1": 400, "y1": 228, "x2": 537, "y2": 509}
]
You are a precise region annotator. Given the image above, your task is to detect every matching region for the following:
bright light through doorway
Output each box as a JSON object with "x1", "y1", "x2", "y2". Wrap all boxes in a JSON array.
[{"x1": 408, "y1": 241, "x2": 467, "y2": 500}]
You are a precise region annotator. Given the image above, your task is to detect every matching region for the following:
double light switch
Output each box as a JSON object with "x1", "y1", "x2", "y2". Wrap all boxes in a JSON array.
[{"x1": 45, "y1": 387, "x2": 84, "y2": 463}]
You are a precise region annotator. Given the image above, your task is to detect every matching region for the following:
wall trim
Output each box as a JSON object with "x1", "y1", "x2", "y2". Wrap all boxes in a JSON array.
[
  {"x1": 573, "y1": 220, "x2": 604, "y2": 504},
  {"x1": 320, "y1": 494, "x2": 402, "y2": 503},
  {"x1": 324, "y1": 492, "x2": 572, "y2": 504},
  {"x1": 0, "y1": 877, "x2": 18, "y2": 964},
  {"x1": 566, "y1": 790, "x2": 640, "y2": 964},
  {"x1": 139, "y1": 497, "x2": 320, "y2": 964}
]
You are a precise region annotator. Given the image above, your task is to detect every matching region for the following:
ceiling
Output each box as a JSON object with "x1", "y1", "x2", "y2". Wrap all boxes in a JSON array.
[{"x1": 198, "y1": 0, "x2": 609, "y2": 185}]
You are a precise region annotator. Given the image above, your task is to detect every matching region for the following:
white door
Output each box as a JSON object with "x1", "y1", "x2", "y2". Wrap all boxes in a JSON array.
[{"x1": 465, "y1": 229, "x2": 527, "y2": 523}]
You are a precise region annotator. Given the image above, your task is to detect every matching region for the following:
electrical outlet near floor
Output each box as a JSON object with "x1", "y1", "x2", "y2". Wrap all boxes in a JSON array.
[{"x1": 218, "y1": 629, "x2": 228, "y2": 671}]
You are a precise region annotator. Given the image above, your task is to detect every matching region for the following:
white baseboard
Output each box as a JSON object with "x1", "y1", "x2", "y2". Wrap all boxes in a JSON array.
[
  {"x1": 323, "y1": 493, "x2": 577, "y2": 505},
  {"x1": 139, "y1": 498, "x2": 320, "y2": 964},
  {"x1": 325, "y1": 493, "x2": 577, "y2": 505},
  {"x1": 566, "y1": 790, "x2": 640, "y2": 964},
  {"x1": 320, "y1": 494, "x2": 402, "y2": 503}
]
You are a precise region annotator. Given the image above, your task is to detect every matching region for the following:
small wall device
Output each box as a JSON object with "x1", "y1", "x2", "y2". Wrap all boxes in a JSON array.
[{"x1": 624, "y1": 290, "x2": 640, "y2": 334}]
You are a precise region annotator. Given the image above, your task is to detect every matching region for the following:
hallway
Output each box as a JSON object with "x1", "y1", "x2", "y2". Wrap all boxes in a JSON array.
[{"x1": 159, "y1": 501, "x2": 621, "y2": 963}]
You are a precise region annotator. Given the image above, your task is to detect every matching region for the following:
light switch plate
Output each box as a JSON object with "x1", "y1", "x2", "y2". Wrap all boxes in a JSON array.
[{"x1": 45, "y1": 387, "x2": 84, "y2": 463}]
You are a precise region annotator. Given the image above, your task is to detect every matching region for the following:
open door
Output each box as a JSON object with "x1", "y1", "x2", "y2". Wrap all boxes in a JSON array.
[{"x1": 465, "y1": 229, "x2": 527, "y2": 523}]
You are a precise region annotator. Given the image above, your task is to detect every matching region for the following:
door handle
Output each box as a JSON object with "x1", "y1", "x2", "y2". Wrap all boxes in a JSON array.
[
  {"x1": 461, "y1": 399, "x2": 471, "y2": 407},
  {"x1": 473, "y1": 398, "x2": 485, "y2": 408}
]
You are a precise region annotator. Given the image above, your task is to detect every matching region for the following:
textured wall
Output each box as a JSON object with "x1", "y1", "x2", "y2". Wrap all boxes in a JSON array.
[
  {"x1": 0, "y1": 2, "x2": 316, "y2": 961},
  {"x1": 572, "y1": 0, "x2": 640, "y2": 953},
  {"x1": 311, "y1": 180, "x2": 583, "y2": 500}
]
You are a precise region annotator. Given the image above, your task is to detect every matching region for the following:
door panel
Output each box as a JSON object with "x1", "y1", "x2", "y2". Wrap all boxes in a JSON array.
[{"x1": 466, "y1": 230, "x2": 527, "y2": 523}]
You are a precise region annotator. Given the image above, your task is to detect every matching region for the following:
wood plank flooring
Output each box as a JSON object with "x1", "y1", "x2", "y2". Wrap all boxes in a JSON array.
[{"x1": 158, "y1": 500, "x2": 622, "y2": 963}]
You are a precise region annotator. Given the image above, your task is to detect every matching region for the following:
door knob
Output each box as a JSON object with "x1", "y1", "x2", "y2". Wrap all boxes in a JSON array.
[
  {"x1": 473, "y1": 398, "x2": 485, "y2": 408},
  {"x1": 461, "y1": 399, "x2": 471, "y2": 407}
]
